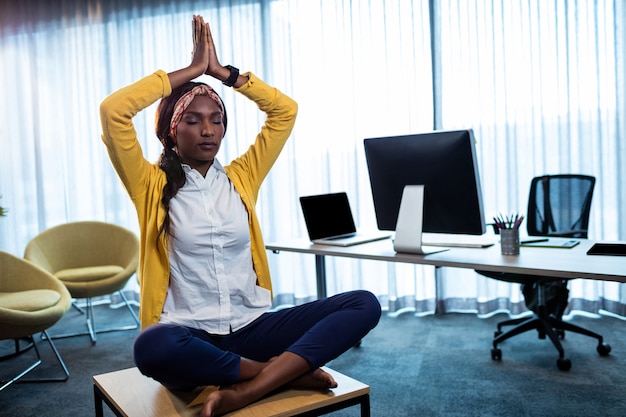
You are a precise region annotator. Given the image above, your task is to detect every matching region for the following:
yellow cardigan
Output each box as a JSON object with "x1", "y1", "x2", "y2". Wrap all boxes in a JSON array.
[{"x1": 100, "y1": 70, "x2": 297, "y2": 328}]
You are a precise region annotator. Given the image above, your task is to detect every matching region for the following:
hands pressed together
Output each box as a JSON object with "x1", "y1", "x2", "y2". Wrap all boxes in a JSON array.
[
  {"x1": 169, "y1": 15, "x2": 238, "y2": 90},
  {"x1": 191, "y1": 15, "x2": 224, "y2": 79}
]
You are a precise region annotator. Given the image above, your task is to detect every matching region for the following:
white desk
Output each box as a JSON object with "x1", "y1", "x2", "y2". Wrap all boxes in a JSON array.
[{"x1": 267, "y1": 237, "x2": 626, "y2": 299}]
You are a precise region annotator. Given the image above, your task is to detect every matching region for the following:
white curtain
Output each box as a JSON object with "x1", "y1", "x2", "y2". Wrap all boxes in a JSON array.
[{"x1": 1, "y1": 0, "x2": 624, "y2": 317}]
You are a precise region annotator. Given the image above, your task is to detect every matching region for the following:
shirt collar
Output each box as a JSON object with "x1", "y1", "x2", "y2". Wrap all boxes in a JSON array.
[{"x1": 181, "y1": 159, "x2": 226, "y2": 175}]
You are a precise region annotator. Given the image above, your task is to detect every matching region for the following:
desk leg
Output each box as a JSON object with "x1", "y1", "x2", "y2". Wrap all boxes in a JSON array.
[
  {"x1": 434, "y1": 266, "x2": 443, "y2": 314},
  {"x1": 315, "y1": 254, "x2": 328, "y2": 299}
]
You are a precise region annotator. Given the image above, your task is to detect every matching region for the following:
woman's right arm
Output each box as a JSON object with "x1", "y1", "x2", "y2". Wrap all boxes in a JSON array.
[
  {"x1": 99, "y1": 15, "x2": 210, "y2": 198},
  {"x1": 99, "y1": 71, "x2": 171, "y2": 199}
]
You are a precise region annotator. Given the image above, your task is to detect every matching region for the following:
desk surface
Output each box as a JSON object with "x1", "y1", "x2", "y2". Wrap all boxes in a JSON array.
[{"x1": 267, "y1": 237, "x2": 626, "y2": 283}]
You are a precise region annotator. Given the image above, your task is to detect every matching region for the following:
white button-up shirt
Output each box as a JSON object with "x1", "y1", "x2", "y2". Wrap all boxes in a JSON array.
[{"x1": 159, "y1": 160, "x2": 271, "y2": 334}]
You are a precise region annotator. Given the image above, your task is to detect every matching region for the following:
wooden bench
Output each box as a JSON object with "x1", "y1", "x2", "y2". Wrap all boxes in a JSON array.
[{"x1": 93, "y1": 366, "x2": 370, "y2": 417}]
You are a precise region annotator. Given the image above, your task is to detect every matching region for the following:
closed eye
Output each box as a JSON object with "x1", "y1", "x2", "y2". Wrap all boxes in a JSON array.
[{"x1": 181, "y1": 114, "x2": 200, "y2": 124}]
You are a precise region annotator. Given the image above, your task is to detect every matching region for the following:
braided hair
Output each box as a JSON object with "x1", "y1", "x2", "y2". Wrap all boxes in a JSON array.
[{"x1": 154, "y1": 81, "x2": 228, "y2": 240}]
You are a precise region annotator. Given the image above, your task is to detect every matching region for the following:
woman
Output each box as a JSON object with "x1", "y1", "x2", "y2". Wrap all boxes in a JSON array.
[{"x1": 99, "y1": 15, "x2": 380, "y2": 417}]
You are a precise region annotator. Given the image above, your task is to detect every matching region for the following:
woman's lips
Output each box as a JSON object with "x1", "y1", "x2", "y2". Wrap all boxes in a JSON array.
[{"x1": 198, "y1": 142, "x2": 216, "y2": 150}]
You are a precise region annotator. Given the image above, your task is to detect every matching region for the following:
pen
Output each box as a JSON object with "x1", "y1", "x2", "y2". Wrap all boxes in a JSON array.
[
  {"x1": 494, "y1": 213, "x2": 525, "y2": 230},
  {"x1": 521, "y1": 238, "x2": 549, "y2": 244}
]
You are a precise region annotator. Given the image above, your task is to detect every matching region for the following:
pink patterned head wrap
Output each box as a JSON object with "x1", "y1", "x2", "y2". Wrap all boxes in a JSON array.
[{"x1": 169, "y1": 85, "x2": 225, "y2": 139}]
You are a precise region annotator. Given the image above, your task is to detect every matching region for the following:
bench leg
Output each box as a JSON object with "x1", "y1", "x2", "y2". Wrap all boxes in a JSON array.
[
  {"x1": 361, "y1": 393, "x2": 371, "y2": 417},
  {"x1": 93, "y1": 384, "x2": 104, "y2": 417},
  {"x1": 94, "y1": 384, "x2": 124, "y2": 417}
]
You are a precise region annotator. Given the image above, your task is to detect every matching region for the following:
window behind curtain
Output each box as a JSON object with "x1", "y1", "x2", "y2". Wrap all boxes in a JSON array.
[{"x1": 1, "y1": 0, "x2": 624, "y2": 315}]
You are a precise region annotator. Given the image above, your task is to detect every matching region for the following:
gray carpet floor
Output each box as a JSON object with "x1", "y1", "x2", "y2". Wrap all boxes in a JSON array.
[{"x1": 1, "y1": 303, "x2": 625, "y2": 416}]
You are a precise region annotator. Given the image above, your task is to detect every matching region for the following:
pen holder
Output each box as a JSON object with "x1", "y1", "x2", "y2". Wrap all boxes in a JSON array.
[{"x1": 500, "y1": 228, "x2": 520, "y2": 255}]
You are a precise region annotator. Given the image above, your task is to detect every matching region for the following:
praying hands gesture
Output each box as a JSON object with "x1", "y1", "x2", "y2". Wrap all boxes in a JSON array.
[{"x1": 169, "y1": 15, "x2": 245, "y2": 90}]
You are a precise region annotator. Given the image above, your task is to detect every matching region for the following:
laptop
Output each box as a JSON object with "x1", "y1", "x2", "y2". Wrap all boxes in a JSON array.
[{"x1": 299, "y1": 192, "x2": 391, "y2": 246}]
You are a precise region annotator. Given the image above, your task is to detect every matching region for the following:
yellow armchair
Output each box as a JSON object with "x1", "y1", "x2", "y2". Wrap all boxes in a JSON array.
[
  {"x1": 0, "y1": 250, "x2": 71, "y2": 391},
  {"x1": 24, "y1": 221, "x2": 140, "y2": 344}
]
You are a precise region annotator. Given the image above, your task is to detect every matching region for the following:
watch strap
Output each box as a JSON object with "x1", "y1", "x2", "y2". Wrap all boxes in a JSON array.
[{"x1": 222, "y1": 65, "x2": 240, "y2": 87}]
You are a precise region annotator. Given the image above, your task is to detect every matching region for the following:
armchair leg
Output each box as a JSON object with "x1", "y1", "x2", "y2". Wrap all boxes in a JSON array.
[
  {"x1": 44, "y1": 291, "x2": 139, "y2": 344},
  {"x1": 0, "y1": 330, "x2": 69, "y2": 392}
]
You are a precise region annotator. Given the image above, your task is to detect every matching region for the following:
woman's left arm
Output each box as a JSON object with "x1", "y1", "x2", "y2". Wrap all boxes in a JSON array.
[
  {"x1": 226, "y1": 74, "x2": 298, "y2": 199},
  {"x1": 199, "y1": 18, "x2": 297, "y2": 198}
]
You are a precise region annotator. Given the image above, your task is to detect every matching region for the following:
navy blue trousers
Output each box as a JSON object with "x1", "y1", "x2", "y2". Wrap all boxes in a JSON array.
[{"x1": 133, "y1": 290, "x2": 381, "y2": 390}]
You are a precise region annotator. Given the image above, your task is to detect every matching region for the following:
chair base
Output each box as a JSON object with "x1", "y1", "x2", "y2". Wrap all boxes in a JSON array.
[
  {"x1": 45, "y1": 290, "x2": 139, "y2": 344},
  {"x1": 0, "y1": 330, "x2": 69, "y2": 392},
  {"x1": 490, "y1": 312, "x2": 612, "y2": 370}
]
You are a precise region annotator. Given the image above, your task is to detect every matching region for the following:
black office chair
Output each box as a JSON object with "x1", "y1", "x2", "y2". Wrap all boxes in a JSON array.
[{"x1": 478, "y1": 174, "x2": 611, "y2": 371}]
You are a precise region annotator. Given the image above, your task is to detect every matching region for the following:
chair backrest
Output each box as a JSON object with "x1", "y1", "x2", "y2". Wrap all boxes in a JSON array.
[
  {"x1": 526, "y1": 174, "x2": 595, "y2": 238},
  {"x1": 24, "y1": 221, "x2": 139, "y2": 274}
]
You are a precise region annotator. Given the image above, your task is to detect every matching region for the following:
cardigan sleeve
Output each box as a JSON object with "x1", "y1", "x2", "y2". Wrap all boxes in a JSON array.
[
  {"x1": 99, "y1": 70, "x2": 172, "y2": 200},
  {"x1": 226, "y1": 72, "x2": 298, "y2": 204}
]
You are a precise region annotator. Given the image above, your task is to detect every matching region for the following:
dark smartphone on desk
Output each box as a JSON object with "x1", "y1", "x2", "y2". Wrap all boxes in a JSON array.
[{"x1": 587, "y1": 243, "x2": 626, "y2": 256}]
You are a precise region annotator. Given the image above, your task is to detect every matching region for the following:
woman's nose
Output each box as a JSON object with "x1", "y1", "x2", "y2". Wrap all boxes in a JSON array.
[{"x1": 201, "y1": 121, "x2": 214, "y2": 137}]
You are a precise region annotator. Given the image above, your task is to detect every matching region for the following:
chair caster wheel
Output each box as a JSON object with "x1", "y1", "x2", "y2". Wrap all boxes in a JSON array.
[
  {"x1": 597, "y1": 343, "x2": 611, "y2": 356},
  {"x1": 557, "y1": 357, "x2": 571, "y2": 371},
  {"x1": 491, "y1": 348, "x2": 502, "y2": 360},
  {"x1": 556, "y1": 329, "x2": 565, "y2": 339}
]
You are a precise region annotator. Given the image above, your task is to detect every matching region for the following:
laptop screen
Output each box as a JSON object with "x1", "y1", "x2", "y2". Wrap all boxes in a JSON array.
[{"x1": 299, "y1": 192, "x2": 357, "y2": 240}]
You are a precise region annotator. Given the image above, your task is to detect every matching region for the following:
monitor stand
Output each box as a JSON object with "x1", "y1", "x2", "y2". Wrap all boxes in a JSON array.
[{"x1": 393, "y1": 185, "x2": 449, "y2": 255}]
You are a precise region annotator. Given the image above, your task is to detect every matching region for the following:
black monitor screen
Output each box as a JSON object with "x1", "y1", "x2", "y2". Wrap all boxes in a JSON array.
[{"x1": 363, "y1": 129, "x2": 486, "y2": 235}]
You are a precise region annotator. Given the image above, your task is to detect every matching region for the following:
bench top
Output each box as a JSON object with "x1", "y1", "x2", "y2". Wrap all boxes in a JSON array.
[{"x1": 93, "y1": 366, "x2": 369, "y2": 417}]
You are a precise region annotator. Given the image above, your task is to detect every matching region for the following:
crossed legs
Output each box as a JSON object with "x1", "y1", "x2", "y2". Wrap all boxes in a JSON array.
[{"x1": 134, "y1": 290, "x2": 381, "y2": 416}]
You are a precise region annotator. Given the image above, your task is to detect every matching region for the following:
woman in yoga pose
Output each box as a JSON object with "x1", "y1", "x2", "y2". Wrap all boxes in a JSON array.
[{"x1": 100, "y1": 15, "x2": 380, "y2": 416}]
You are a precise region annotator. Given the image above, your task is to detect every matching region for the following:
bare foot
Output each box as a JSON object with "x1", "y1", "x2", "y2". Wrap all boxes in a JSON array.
[
  {"x1": 201, "y1": 384, "x2": 250, "y2": 417},
  {"x1": 289, "y1": 367, "x2": 338, "y2": 389},
  {"x1": 201, "y1": 352, "x2": 329, "y2": 416},
  {"x1": 201, "y1": 389, "x2": 224, "y2": 417}
]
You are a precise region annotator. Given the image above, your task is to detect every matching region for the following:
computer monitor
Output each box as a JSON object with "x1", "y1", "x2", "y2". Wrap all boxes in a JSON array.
[{"x1": 363, "y1": 129, "x2": 486, "y2": 254}]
